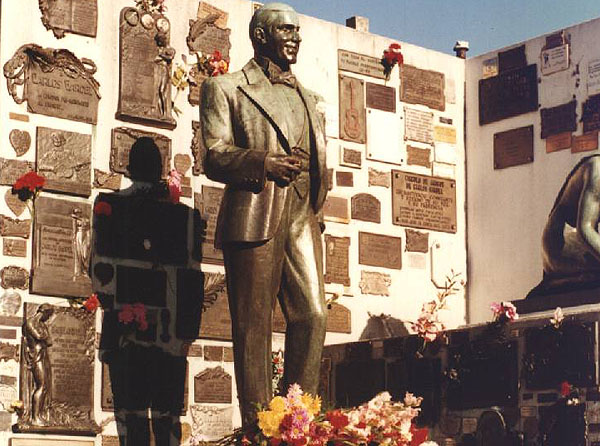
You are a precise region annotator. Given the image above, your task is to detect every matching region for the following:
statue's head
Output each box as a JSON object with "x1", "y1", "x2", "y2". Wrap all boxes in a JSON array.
[
  {"x1": 128, "y1": 137, "x2": 162, "y2": 183},
  {"x1": 249, "y1": 2, "x2": 301, "y2": 70},
  {"x1": 37, "y1": 304, "x2": 53, "y2": 321}
]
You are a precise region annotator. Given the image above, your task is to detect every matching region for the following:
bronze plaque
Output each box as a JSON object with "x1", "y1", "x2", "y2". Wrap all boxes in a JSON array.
[
  {"x1": 405, "y1": 229, "x2": 429, "y2": 253},
  {"x1": 0, "y1": 316, "x2": 22, "y2": 327},
  {"x1": 404, "y1": 107, "x2": 434, "y2": 144},
  {"x1": 392, "y1": 171, "x2": 457, "y2": 233},
  {"x1": 323, "y1": 196, "x2": 349, "y2": 224},
  {"x1": 493, "y1": 125, "x2": 534, "y2": 169},
  {"x1": 187, "y1": 15, "x2": 231, "y2": 60},
  {"x1": 197, "y1": 186, "x2": 224, "y2": 265},
  {"x1": 407, "y1": 145, "x2": 432, "y2": 168},
  {"x1": 273, "y1": 301, "x2": 351, "y2": 334},
  {"x1": 110, "y1": 127, "x2": 172, "y2": 179},
  {"x1": 366, "y1": 82, "x2": 396, "y2": 113},
  {"x1": 351, "y1": 193, "x2": 381, "y2": 223},
  {"x1": 0, "y1": 215, "x2": 31, "y2": 239},
  {"x1": 0, "y1": 266, "x2": 29, "y2": 290},
  {"x1": 192, "y1": 121, "x2": 205, "y2": 175},
  {"x1": 197, "y1": 2, "x2": 228, "y2": 28},
  {"x1": 359, "y1": 271, "x2": 391, "y2": 296},
  {"x1": 368, "y1": 168, "x2": 390, "y2": 188},
  {"x1": 0, "y1": 158, "x2": 35, "y2": 186},
  {"x1": 9, "y1": 129, "x2": 31, "y2": 157},
  {"x1": 324, "y1": 235, "x2": 350, "y2": 286},
  {"x1": 498, "y1": 45, "x2": 527, "y2": 72},
  {"x1": 400, "y1": 65, "x2": 445, "y2": 111},
  {"x1": 479, "y1": 64, "x2": 539, "y2": 125},
  {"x1": 339, "y1": 75, "x2": 366, "y2": 144},
  {"x1": 9, "y1": 112, "x2": 29, "y2": 122},
  {"x1": 194, "y1": 366, "x2": 232, "y2": 404},
  {"x1": 102, "y1": 437, "x2": 120, "y2": 446},
  {"x1": 358, "y1": 232, "x2": 402, "y2": 270},
  {"x1": 582, "y1": 94, "x2": 600, "y2": 133},
  {"x1": 37, "y1": 127, "x2": 91, "y2": 197},
  {"x1": 187, "y1": 344, "x2": 204, "y2": 357},
  {"x1": 340, "y1": 146, "x2": 362, "y2": 168},
  {"x1": 336, "y1": 171, "x2": 353, "y2": 187},
  {"x1": 338, "y1": 49, "x2": 386, "y2": 79},
  {"x1": 5, "y1": 190, "x2": 27, "y2": 217},
  {"x1": 174, "y1": 154, "x2": 192, "y2": 175},
  {"x1": 3, "y1": 239, "x2": 27, "y2": 258},
  {"x1": 546, "y1": 132, "x2": 572, "y2": 153},
  {"x1": 0, "y1": 329, "x2": 16, "y2": 339},
  {"x1": 203, "y1": 346, "x2": 227, "y2": 362},
  {"x1": 540, "y1": 100, "x2": 577, "y2": 139},
  {"x1": 39, "y1": 0, "x2": 98, "y2": 38},
  {"x1": 199, "y1": 272, "x2": 231, "y2": 340},
  {"x1": 117, "y1": 7, "x2": 176, "y2": 129},
  {"x1": 572, "y1": 132, "x2": 599, "y2": 153},
  {"x1": 93, "y1": 169, "x2": 122, "y2": 191},
  {"x1": 31, "y1": 196, "x2": 92, "y2": 298}
]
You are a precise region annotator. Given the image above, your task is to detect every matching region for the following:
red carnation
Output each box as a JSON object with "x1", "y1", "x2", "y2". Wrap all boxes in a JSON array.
[
  {"x1": 83, "y1": 293, "x2": 100, "y2": 313},
  {"x1": 94, "y1": 201, "x2": 112, "y2": 216},
  {"x1": 410, "y1": 424, "x2": 429, "y2": 446},
  {"x1": 14, "y1": 171, "x2": 45, "y2": 192},
  {"x1": 560, "y1": 381, "x2": 571, "y2": 397},
  {"x1": 326, "y1": 410, "x2": 349, "y2": 430}
]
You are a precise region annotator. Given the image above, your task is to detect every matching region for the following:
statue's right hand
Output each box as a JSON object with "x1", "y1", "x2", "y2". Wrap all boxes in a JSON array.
[{"x1": 265, "y1": 155, "x2": 301, "y2": 187}]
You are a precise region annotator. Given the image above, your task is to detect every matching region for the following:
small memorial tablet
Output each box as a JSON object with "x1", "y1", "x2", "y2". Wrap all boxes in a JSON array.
[
  {"x1": 197, "y1": 186, "x2": 224, "y2": 265},
  {"x1": 3, "y1": 239, "x2": 27, "y2": 258},
  {"x1": 358, "y1": 232, "x2": 402, "y2": 270},
  {"x1": 407, "y1": 146, "x2": 432, "y2": 168},
  {"x1": 338, "y1": 49, "x2": 386, "y2": 79},
  {"x1": 404, "y1": 107, "x2": 434, "y2": 145},
  {"x1": 9, "y1": 129, "x2": 31, "y2": 157},
  {"x1": 540, "y1": 44, "x2": 569, "y2": 76},
  {"x1": 498, "y1": 45, "x2": 526, "y2": 72},
  {"x1": 572, "y1": 132, "x2": 599, "y2": 153},
  {"x1": 0, "y1": 266, "x2": 29, "y2": 290},
  {"x1": 368, "y1": 168, "x2": 390, "y2": 188},
  {"x1": 111, "y1": 127, "x2": 172, "y2": 179},
  {"x1": 434, "y1": 126, "x2": 457, "y2": 144},
  {"x1": 38, "y1": 0, "x2": 98, "y2": 38},
  {"x1": 400, "y1": 65, "x2": 445, "y2": 111},
  {"x1": 324, "y1": 235, "x2": 350, "y2": 286},
  {"x1": 0, "y1": 215, "x2": 31, "y2": 239},
  {"x1": 546, "y1": 132, "x2": 572, "y2": 153},
  {"x1": 366, "y1": 82, "x2": 396, "y2": 113},
  {"x1": 192, "y1": 121, "x2": 205, "y2": 175},
  {"x1": 493, "y1": 125, "x2": 534, "y2": 169},
  {"x1": 198, "y1": 272, "x2": 231, "y2": 340},
  {"x1": 0, "y1": 158, "x2": 35, "y2": 186},
  {"x1": 582, "y1": 95, "x2": 600, "y2": 133},
  {"x1": 5, "y1": 191, "x2": 27, "y2": 218},
  {"x1": 336, "y1": 171, "x2": 353, "y2": 187},
  {"x1": 93, "y1": 169, "x2": 122, "y2": 191},
  {"x1": 323, "y1": 196, "x2": 350, "y2": 224},
  {"x1": 351, "y1": 193, "x2": 381, "y2": 223},
  {"x1": 405, "y1": 229, "x2": 429, "y2": 253},
  {"x1": 194, "y1": 366, "x2": 232, "y2": 404},
  {"x1": 340, "y1": 146, "x2": 362, "y2": 169},
  {"x1": 359, "y1": 271, "x2": 391, "y2": 296}
]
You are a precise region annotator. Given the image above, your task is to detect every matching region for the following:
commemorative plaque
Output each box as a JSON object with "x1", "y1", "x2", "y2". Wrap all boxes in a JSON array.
[
  {"x1": 324, "y1": 235, "x2": 350, "y2": 287},
  {"x1": 17, "y1": 303, "x2": 99, "y2": 434},
  {"x1": 339, "y1": 75, "x2": 366, "y2": 144},
  {"x1": 582, "y1": 95, "x2": 600, "y2": 133},
  {"x1": 93, "y1": 169, "x2": 122, "y2": 191},
  {"x1": 365, "y1": 83, "x2": 396, "y2": 113},
  {"x1": 358, "y1": 232, "x2": 402, "y2": 270},
  {"x1": 110, "y1": 127, "x2": 172, "y2": 179},
  {"x1": 0, "y1": 329, "x2": 16, "y2": 340},
  {"x1": 174, "y1": 154, "x2": 192, "y2": 176},
  {"x1": 338, "y1": 49, "x2": 386, "y2": 79},
  {"x1": 3, "y1": 239, "x2": 27, "y2": 258},
  {"x1": 589, "y1": 59, "x2": 600, "y2": 96},
  {"x1": 4, "y1": 44, "x2": 100, "y2": 124},
  {"x1": 5, "y1": 190, "x2": 27, "y2": 217},
  {"x1": 392, "y1": 171, "x2": 457, "y2": 233},
  {"x1": 191, "y1": 121, "x2": 205, "y2": 175},
  {"x1": 31, "y1": 196, "x2": 92, "y2": 298},
  {"x1": 405, "y1": 229, "x2": 429, "y2": 253},
  {"x1": 336, "y1": 171, "x2": 354, "y2": 187},
  {"x1": 191, "y1": 405, "x2": 234, "y2": 441},
  {"x1": 273, "y1": 301, "x2": 351, "y2": 334},
  {"x1": 196, "y1": 2, "x2": 228, "y2": 28},
  {"x1": 0, "y1": 266, "x2": 29, "y2": 290},
  {"x1": 187, "y1": 13, "x2": 231, "y2": 60},
  {"x1": 479, "y1": 64, "x2": 539, "y2": 125},
  {"x1": 540, "y1": 100, "x2": 577, "y2": 139},
  {"x1": 434, "y1": 126, "x2": 457, "y2": 144},
  {"x1": 493, "y1": 125, "x2": 534, "y2": 169},
  {"x1": 194, "y1": 366, "x2": 232, "y2": 404},
  {"x1": 323, "y1": 196, "x2": 350, "y2": 224},
  {"x1": 196, "y1": 186, "x2": 224, "y2": 265},
  {"x1": 404, "y1": 107, "x2": 434, "y2": 145},
  {"x1": 351, "y1": 194, "x2": 381, "y2": 223},
  {"x1": 498, "y1": 45, "x2": 527, "y2": 72},
  {"x1": 198, "y1": 272, "x2": 231, "y2": 340},
  {"x1": 400, "y1": 65, "x2": 445, "y2": 111},
  {"x1": 0, "y1": 158, "x2": 35, "y2": 186},
  {"x1": 38, "y1": 0, "x2": 98, "y2": 38},
  {"x1": 9, "y1": 129, "x2": 31, "y2": 157},
  {"x1": 368, "y1": 168, "x2": 390, "y2": 188},
  {"x1": 0, "y1": 215, "x2": 31, "y2": 239},
  {"x1": 407, "y1": 146, "x2": 432, "y2": 168},
  {"x1": 0, "y1": 290, "x2": 21, "y2": 315},
  {"x1": 359, "y1": 271, "x2": 391, "y2": 296},
  {"x1": 541, "y1": 44, "x2": 569, "y2": 76},
  {"x1": 340, "y1": 146, "x2": 362, "y2": 168},
  {"x1": 483, "y1": 57, "x2": 499, "y2": 79},
  {"x1": 37, "y1": 127, "x2": 91, "y2": 197},
  {"x1": 546, "y1": 132, "x2": 572, "y2": 153},
  {"x1": 572, "y1": 132, "x2": 599, "y2": 153},
  {"x1": 117, "y1": 6, "x2": 176, "y2": 129}
]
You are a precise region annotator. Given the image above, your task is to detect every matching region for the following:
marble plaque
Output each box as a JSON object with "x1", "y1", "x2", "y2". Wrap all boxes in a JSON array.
[
  {"x1": 190, "y1": 405, "x2": 234, "y2": 441},
  {"x1": 359, "y1": 271, "x2": 391, "y2": 296},
  {"x1": 323, "y1": 196, "x2": 350, "y2": 224},
  {"x1": 405, "y1": 229, "x2": 429, "y2": 253},
  {"x1": 540, "y1": 44, "x2": 569, "y2": 75},
  {"x1": 39, "y1": 0, "x2": 98, "y2": 38},
  {"x1": 366, "y1": 83, "x2": 396, "y2": 113},
  {"x1": 204, "y1": 346, "x2": 226, "y2": 362},
  {"x1": 9, "y1": 129, "x2": 31, "y2": 157},
  {"x1": 368, "y1": 168, "x2": 390, "y2": 188},
  {"x1": 197, "y1": 2, "x2": 228, "y2": 28},
  {"x1": 31, "y1": 196, "x2": 92, "y2": 298},
  {"x1": 1, "y1": 266, "x2": 29, "y2": 290},
  {"x1": 358, "y1": 232, "x2": 402, "y2": 269},
  {"x1": 540, "y1": 100, "x2": 577, "y2": 139},
  {"x1": 37, "y1": 127, "x2": 91, "y2": 197},
  {"x1": 546, "y1": 132, "x2": 572, "y2": 153},
  {"x1": 197, "y1": 186, "x2": 224, "y2": 265},
  {"x1": 582, "y1": 94, "x2": 600, "y2": 133},
  {"x1": 338, "y1": 49, "x2": 386, "y2": 79},
  {"x1": 404, "y1": 107, "x2": 434, "y2": 145},
  {"x1": 5, "y1": 191, "x2": 27, "y2": 217},
  {"x1": 0, "y1": 291, "x2": 21, "y2": 315},
  {"x1": 336, "y1": 171, "x2": 353, "y2": 187},
  {"x1": 400, "y1": 65, "x2": 445, "y2": 111},
  {"x1": 110, "y1": 127, "x2": 172, "y2": 179},
  {"x1": 187, "y1": 14, "x2": 231, "y2": 60},
  {"x1": 4, "y1": 44, "x2": 100, "y2": 124},
  {"x1": 407, "y1": 145, "x2": 432, "y2": 168},
  {"x1": 0, "y1": 216, "x2": 31, "y2": 239},
  {"x1": 479, "y1": 64, "x2": 539, "y2": 125},
  {"x1": 0, "y1": 158, "x2": 35, "y2": 186},
  {"x1": 572, "y1": 132, "x2": 599, "y2": 153},
  {"x1": 340, "y1": 146, "x2": 362, "y2": 168},
  {"x1": 339, "y1": 75, "x2": 366, "y2": 144},
  {"x1": 93, "y1": 169, "x2": 122, "y2": 191},
  {"x1": 192, "y1": 121, "x2": 205, "y2": 175},
  {"x1": 199, "y1": 272, "x2": 231, "y2": 340},
  {"x1": 117, "y1": 7, "x2": 176, "y2": 129},
  {"x1": 194, "y1": 366, "x2": 232, "y2": 404},
  {"x1": 434, "y1": 126, "x2": 457, "y2": 144},
  {"x1": 324, "y1": 235, "x2": 350, "y2": 287},
  {"x1": 392, "y1": 171, "x2": 457, "y2": 233},
  {"x1": 351, "y1": 193, "x2": 381, "y2": 223},
  {"x1": 493, "y1": 125, "x2": 534, "y2": 169}
]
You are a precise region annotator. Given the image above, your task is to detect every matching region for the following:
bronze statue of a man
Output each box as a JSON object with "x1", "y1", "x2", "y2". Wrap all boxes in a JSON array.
[{"x1": 200, "y1": 2, "x2": 328, "y2": 426}]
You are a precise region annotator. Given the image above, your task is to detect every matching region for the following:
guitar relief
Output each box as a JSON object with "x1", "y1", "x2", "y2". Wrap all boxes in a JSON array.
[{"x1": 344, "y1": 79, "x2": 361, "y2": 140}]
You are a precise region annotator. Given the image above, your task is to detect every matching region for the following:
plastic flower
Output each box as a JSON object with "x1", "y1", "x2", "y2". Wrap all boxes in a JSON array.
[
  {"x1": 118, "y1": 304, "x2": 135, "y2": 324},
  {"x1": 382, "y1": 42, "x2": 403, "y2": 80},
  {"x1": 13, "y1": 171, "x2": 45, "y2": 194},
  {"x1": 550, "y1": 307, "x2": 564, "y2": 328},
  {"x1": 93, "y1": 201, "x2": 112, "y2": 217},
  {"x1": 83, "y1": 293, "x2": 100, "y2": 313},
  {"x1": 490, "y1": 301, "x2": 519, "y2": 322}
]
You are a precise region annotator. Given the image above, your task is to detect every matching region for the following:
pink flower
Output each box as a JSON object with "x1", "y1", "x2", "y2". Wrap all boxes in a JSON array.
[
  {"x1": 118, "y1": 304, "x2": 135, "y2": 324},
  {"x1": 167, "y1": 169, "x2": 182, "y2": 204}
]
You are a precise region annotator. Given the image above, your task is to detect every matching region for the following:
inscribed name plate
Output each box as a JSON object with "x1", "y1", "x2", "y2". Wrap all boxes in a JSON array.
[
  {"x1": 572, "y1": 132, "x2": 599, "y2": 153},
  {"x1": 336, "y1": 171, "x2": 353, "y2": 187},
  {"x1": 407, "y1": 145, "x2": 431, "y2": 168},
  {"x1": 3, "y1": 239, "x2": 27, "y2": 258},
  {"x1": 0, "y1": 158, "x2": 35, "y2": 186},
  {"x1": 339, "y1": 75, "x2": 366, "y2": 144},
  {"x1": 540, "y1": 44, "x2": 569, "y2": 75},
  {"x1": 582, "y1": 94, "x2": 600, "y2": 133},
  {"x1": 324, "y1": 235, "x2": 350, "y2": 286},
  {"x1": 338, "y1": 49, "x2": 386, "y2": 79},
  {"x1": 117, "y1": 7, "x2": 176, "y2": 129},
  {"x1": 199, "y1": 272, "x2": 231, "y2": 340},
  {"x1": 351, "y1": 194, "x2": 381, "y2": 223},
  {"x1": 0, "y1": 216, "x2": 30, "y2": 239},
  {"x1": 493, "y1": 125, "x2": 534, "y2": 169},
  {"x1": 404, "y1": 107, "x2": 434, "y2": 145},
  {"x1": 405, "y1": 229, "x2": 429, "y2": 253},
  {"x1": 400, "y1": 65, "x2": 445, "y2": 111},
  {"x1": 191, "y1": 405, "x2": 233, "y2": 441},
  {"x1": 368, "y1": 168, "x2": 390, "y2": 188},
  {"x1": 340, "y1": 146, "x2": 362, "y2": 168},
  {"x1": 434, "y1": 126, "x2": 457, "y2": 145},
  {"x1": 323, "y1": 196, "x2": 349, "y2": 224},
  {"x1": 365, "y1": 83, "x2": 396, "y2": 113},
  {"x1": 589, "y1": 59, "x2": 600, "y2": 96},
  {"x1": 111, "y1": 127, "x2": 172, "y2": 179},
  {"x1": 392, "y1": 171, "x2": 457, "y2": 233},
  {"x1": 39, "y1": 0, "x2": 98, "y2": 38},
  {"x1": 358, "y1": 232, "x2": 402, "y2": 270},
  {"x1": 546, "y1": 132, "x2": 572, "y2": 153},
  {"x1": 0, "y1": 266, "x2": 29, "y2": 290},
  {"x1": 197, "y1": 186, "x2": 224, "y2": 264},
  {"x1": 36, "y1": 127, "x2": 91, "y2": 197},
  {"x1": 3, "y1": 44, "x2": 100, "y2": 124},
  {"x1": 540, "y1": 100, "x2": 577, "y2": 139},
  {"x1": 479, "y1": 64, "x2": 539, "y2": 125},
  {"x1": 194, "y1": 366, "x2": 232, "y2": 404},
  {"x1": 31, "y1": 196, "x2": 92, "y2": 298},
  {"x1": 359, "y1": 271, "x2": 391, "y2": 296}
]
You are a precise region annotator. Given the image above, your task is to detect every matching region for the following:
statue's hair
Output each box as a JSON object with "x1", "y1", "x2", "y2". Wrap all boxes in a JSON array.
[{"x1": 249, "y1": 2, "x2": 297, "y2": 47}]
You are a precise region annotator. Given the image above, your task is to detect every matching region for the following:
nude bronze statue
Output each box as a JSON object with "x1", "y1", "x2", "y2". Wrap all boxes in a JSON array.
[{"x1": 200, "y1": 2, "x2": 328, "y2": 426}]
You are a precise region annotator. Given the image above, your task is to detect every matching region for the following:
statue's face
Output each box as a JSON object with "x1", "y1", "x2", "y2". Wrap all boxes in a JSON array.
[{"x1": 262, "y1": 10, "x2": 301, "y2": 67}]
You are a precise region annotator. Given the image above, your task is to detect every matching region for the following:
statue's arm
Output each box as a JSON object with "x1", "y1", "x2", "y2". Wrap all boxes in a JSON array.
[{"x1": 578, "y1": 159, "x2": 600, "y2": 260}]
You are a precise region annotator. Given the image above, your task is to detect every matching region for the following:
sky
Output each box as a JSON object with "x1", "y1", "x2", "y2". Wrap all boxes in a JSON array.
[{"x1": 281, "y1": 0, "x2": 600, "y2": 57}]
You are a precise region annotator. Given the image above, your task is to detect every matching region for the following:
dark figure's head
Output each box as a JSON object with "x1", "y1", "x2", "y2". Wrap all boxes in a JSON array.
[
  {"x1": 249, "y1": 2, "x2": 301, "y2": 70},
  {"x1": 127, "y1": 137, "x2": 162, "y2": 183}
]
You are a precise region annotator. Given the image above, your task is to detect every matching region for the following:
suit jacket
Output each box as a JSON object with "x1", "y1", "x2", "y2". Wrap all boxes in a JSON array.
[{"x1": 200, "y1": 59, "x2": 328, "y2": 245}]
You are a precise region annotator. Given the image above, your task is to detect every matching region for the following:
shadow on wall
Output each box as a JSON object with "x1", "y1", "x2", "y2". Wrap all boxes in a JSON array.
[{"x1": 359, "y1": 313, "x2": 409, "y2": 341}]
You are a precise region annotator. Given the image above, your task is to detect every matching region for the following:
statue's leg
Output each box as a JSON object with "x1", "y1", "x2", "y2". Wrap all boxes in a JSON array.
[{"x1": 31, "y1": 361, "x2": 47, "y2": 424}]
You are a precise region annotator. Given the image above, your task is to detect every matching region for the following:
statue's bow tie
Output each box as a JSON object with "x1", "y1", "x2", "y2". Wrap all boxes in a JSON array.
[{"x1": 270, "y1": 72, "x2": 297, "y2": 88}]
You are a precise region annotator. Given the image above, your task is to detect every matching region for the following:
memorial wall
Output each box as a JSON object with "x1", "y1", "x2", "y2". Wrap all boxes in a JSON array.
[{"x1": 0, "y1": 0, "x2": 466, "y2": 443}]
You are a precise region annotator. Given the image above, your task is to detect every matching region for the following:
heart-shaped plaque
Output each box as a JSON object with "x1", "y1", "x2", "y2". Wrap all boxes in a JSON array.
[
  {"x1": 174, "y1": 154, "x2": 192, "y2": 175},
  {"x1": 9, "y1": 129, "x2": 31, "y2": 157},
  {"x1": 4, "y1": 190, "x2": 26, "y2": 217}
]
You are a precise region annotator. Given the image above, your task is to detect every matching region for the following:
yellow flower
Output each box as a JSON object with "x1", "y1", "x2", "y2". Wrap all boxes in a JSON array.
[
  {"x1": 301, "y1": 393, "x2": 321, "y2": 415},
  {"x1": 269, "y1": 396, "x2": 286, "y2": 413},
  {"x1": 257, "y1": 410, "x2": 284, "y2": 438}
]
